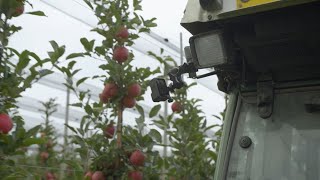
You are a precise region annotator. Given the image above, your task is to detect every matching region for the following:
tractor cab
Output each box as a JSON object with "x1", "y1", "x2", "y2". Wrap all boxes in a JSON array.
[{"x1": 150, "y1": 0, "x2": 320, "y2": 179}]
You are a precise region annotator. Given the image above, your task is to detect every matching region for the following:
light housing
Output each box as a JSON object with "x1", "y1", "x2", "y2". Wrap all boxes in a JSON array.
[{"x1": 189, "y1": 30, "x2": 228, "y2": 69}]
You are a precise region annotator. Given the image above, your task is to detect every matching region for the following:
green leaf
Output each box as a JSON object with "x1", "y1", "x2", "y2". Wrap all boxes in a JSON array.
[
  {"x1": 84, "y1": 104, "x2": 93, "y2": 115},
  {"x1": 68, "y1": 61, "x2": 77, "y2": 69},
  {"x1": 83, "y1": 0, "x2": 94, "y2": 10},
  {"x1": 71, "y1": 69, "x2": 81, "y2": 76},
  {"x1": 23, "y1": 70, "x2": 38, "y2": 89},
  {"x1": 16, "y1": 50, "x2": 31, "y2": 74},
  {"x1": 70, "y1": 103, "x2": 82, "y2": 108},
  {"x1": 49, "y1": 41, "x2": 59, "y2": 52},
  {"x1": 58, "y1": 45, "x2": 66, "y2": 58},
  {"x1": 39, "y1": 69, "x2": 54, "y2": 77},
  {"x1": 23, "y1": 138, "x2": 45, "y2": 146},
  {"x1": 84, "y1": 120, "x2": 91, "y2": 132},
  {"x1": 48, "y1": 41, "x2": 65, "y2": 63},
  {"x1": 204, "y1": 124, "x2": 220, "y2": 132},
  {"x1": 66, "y1": 53, "x2": 85, "y2": 60},
  {"x1": 139, "y1": 27, "x2": 150, "y2": 33},
  {"x1": 213, "y1": 115, "x2": 221, "y2": 120},
  {"x1": 65, "y1": 124, "x2": 78, "y2": 134},
  {"x1": 80, "y1": 38, "x2": 94, "y2": 52},
  {"x1": 135, "y1": 104, "x2": 144, "y2": 118},
  {"x1": 7, "y1": 47, "x2": 20, "y2": 56},
  {"x1": 79, "y1": 91, "x2": 87, "y2": 101},
  {"x1": 76, "y1": 77, "x2": 89, "y2": 87},
  {"x1": 28, "y1": 52, "x2": 42, "y2": 66},
  {"x1": 25, "y1": 125, "x2": 41, "y2": 138},
  {"x1": 201, "y1": 119, "x2": 207, "y2": 129},
  {"x1": 95, "y1": 46, "x2": 105, "y2": 55},
  {"x1": 80, "y1": 117, "x2": 86, "y2": 130},
  {"x1": 149, "y1": 129, "x2": 162, "y2": 143},
  {"x1": 149, "y1": 104, "x2": 161, "y2": 118},
  {"x1": 133, "y1": 0, "x2": 142, "y2": 10},
  {"x1": 26, "y1": 11, "x2": 46, "y2": 16},
  {"x1": 143, "y1": 18, "x2": 157, "y2": 27}
]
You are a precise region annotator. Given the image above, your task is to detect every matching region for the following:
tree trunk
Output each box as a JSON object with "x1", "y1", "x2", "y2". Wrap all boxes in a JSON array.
[
  {"x1": 116, "y1": 104, "x2": 123, "y2": 148},
  {"x1": 114, "y1": 104, "x2": 123, "y2": 180}
]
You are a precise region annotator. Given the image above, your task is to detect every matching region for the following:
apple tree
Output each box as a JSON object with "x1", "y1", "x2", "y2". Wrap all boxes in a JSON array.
[
  {"x1": 0, "y1": 1, "x2": 63, "y2": 179},
  {"x1": 151, "y1": 81, "x2": 221, "y2": 179},
  {"x1": 37, "y1": 98, "x2": 60, "y2": 180},
  {"x1": 53, "y1": 0, "x2": 167, "y2": 179}
]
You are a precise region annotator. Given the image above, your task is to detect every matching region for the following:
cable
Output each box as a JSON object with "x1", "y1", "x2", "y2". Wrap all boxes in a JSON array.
[
  {"x1": 71, "y1": 0, "x2": 183, "y2": 55},
  {"x1": 70, "y1": 0, "x2": 89, "y2": 10},
  {"x1": 9, "y1": 164, "x2": 84, "y2": 172},
  {"x1": 39, "y1": 0, "x2": 181, "y2": 60},
  {"x1": 138, "y1": 35, "x2": 181, "y2": 59}
]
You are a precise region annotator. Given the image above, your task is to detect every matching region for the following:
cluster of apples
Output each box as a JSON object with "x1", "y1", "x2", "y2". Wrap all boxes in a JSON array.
[
  {"x1": 127, "y1": 150, "x2": 145, "y2": 180},
  {"x1": 84, "y1": 150, "x2": 145, "y2": 180},
  {"x1": 39, "y1": 133, "x2": 56, "y2": 179},
  {"x1": 39, "y1": 138, "x2": 54, "y2": 163},
  {"x1": 113, "y1": 26, "x2": 130, "y2": 63},
  {"x1": 99, "y1": 82, "x2": 141, "y2": 108},
  {"x1": 99, "y1": 26, "x2": 142, "y2": 109}
]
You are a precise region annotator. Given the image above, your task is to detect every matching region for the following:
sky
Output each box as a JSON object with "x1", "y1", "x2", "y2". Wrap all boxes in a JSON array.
[
  {"x1": 140, "y1": 0, "x2": 192, "y2": 46},
  {"x1": 8, "y1": 0, "x2": 225, "y2": 138}
]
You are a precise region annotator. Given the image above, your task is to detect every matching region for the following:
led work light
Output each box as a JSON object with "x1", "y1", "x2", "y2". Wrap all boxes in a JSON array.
[{"x1": 189, "y1": 30, "x2": 227, "y2": 69}]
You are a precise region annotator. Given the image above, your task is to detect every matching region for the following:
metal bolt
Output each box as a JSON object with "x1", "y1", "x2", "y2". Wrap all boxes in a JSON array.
[
  {"x1": 208, "y1": 15, "x2": 213, "y2": 20},
  {"x1": 239, "y1": 136, "x2": 252, "y2": 148}
]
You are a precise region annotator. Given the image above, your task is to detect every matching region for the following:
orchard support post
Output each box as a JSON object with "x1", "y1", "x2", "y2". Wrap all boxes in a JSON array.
[
  {"x1": 60, "y1": 79, "x2": 71, "y2": 179},
  {"x1": 180, "y1": 32, "x2": 184, "y2": 65}
]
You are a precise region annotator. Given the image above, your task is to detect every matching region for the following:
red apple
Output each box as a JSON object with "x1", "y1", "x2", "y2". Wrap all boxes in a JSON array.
[
  {"x1": 84, "y1": 171, "x2": 93, "y2": 180},
  {"x1": 127, "y1": 83, "x2": 141, "y2": 97},
  {"x1": 122, "y1": 96, "x2": 136, "y2": 108},
  {"x1": 40, "y1": 152, "x2": 49, "y2": 161},
  {"x1": 12, "y1": 5, "x2": 24, "y2": 17},
  {"x1": 46, "y1": 172, "x2": 56, "y2": 180},
  {"x1": 128, "y1": 171, "x2": 143, "y2": 180},
  {"x1": 0, "y1": 113, "x2": 13, "y2": 134},
  {"x1": 92, "y1": 171, "x2": 104, "y2": 180},
  {"x1": 113, "y1": 47, "x2": 129, "y2": 63},
  {"x1": 129, "y1": 150, "x2": 145, "y2": 166},
  {"x1": 99, "y1": 93, "x2": 109, "y2": 104},
  {"x1": 103, "y1": 83, "x2": 119, "y2": 97},
  {"x1": 104, "y1": 125, "x2": 115, "y2": 138},
  {"x1": 116, "y1": 26, "x2": 129, "y2": 40},
  {"x1": 171, "y1": 102, "x2": 183, "y2": 113}
]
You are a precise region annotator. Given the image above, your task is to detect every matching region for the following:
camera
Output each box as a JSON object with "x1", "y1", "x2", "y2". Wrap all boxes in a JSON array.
[
  {"x1": 150, "y1": 59, "x2": 197, "y2": 102},
  {"x1": 150, "y1": 78, "x2": 172, "y2": 102}
]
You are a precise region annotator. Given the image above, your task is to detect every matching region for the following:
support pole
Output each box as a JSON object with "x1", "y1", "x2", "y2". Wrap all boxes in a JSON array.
[
  {"x1": 180, "y1": 32, "x2": 184, "y2": 65},
  {"x1": 60, "y1": 79, "x2": 70, "y2": 179},
  {"x1": 162, "y1": 64, "x2": 169, "y2": 180},
  {"x1": 64, "y1": 79, "x2": 71, "y2": 152}
]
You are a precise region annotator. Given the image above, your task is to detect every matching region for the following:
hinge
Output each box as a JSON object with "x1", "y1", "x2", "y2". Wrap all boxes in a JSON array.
[{"x1": 257, "y1": 74, "x2": 274, "y2": 119}]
